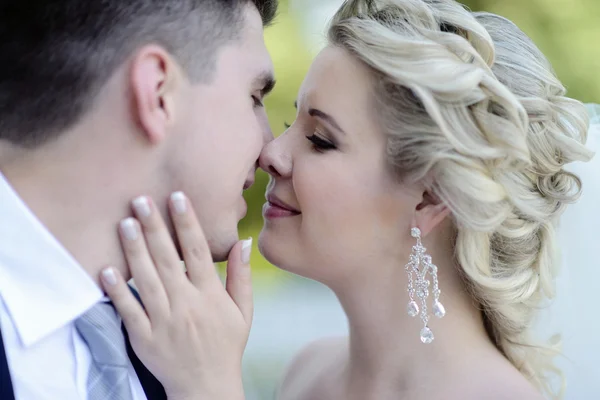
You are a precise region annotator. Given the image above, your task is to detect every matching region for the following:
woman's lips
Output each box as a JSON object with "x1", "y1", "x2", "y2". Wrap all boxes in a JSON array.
[{"x1": 263, "y1": 194, "x2": 301, "y2": 219}]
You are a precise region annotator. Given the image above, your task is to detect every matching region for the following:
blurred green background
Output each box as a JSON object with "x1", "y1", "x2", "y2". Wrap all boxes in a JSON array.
[{"x1": 235, "y1": 1, "x2": 600, "y2": 398}]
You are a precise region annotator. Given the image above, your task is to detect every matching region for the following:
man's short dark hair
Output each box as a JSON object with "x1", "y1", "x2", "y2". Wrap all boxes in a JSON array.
[{"x1": 0, "y1": 0, "x2": 278, "y2": 147}]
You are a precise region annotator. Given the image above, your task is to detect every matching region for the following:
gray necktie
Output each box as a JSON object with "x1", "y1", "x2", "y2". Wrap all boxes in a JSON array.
[{"x1": 75, "y1": 302, "x2": 134, "y2": 400}]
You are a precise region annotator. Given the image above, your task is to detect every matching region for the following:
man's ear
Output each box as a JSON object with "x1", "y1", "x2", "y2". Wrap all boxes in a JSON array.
[
  {"x1": 129, "y1": 45, "x2": 178, "y2": 144},
  {"x1": 412, "y1": 191, "x2": 451, "y2": 237}
]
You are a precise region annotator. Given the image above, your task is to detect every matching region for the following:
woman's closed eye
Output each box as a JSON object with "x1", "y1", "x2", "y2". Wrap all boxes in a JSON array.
[{"x1": 306, "y1": 133, "x2": 336, "y2": 151}]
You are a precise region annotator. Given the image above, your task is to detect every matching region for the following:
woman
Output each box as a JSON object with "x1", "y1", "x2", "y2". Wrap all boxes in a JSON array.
[
  {"x1": 103, "y1": 0, "x2": 594, "y2": 399},
  {"x1": 257, "y1": 0, "x2": 592, "y2": 398}
]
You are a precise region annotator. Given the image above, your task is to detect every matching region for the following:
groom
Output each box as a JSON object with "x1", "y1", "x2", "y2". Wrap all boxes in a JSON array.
[{"x1": 0, "y1": 0, "x2": 277, "y2": 399}]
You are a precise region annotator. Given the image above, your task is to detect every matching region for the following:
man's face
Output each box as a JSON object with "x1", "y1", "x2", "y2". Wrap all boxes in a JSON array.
[{"x1": 167, "y1": 5, "x2": 274, "y2": 261}]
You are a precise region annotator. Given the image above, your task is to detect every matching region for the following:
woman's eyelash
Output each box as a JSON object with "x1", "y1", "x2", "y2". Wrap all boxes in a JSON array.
[
  {"x1": 284, "y1": 101, "x2": 298, "y2": 128},
  {"x1": 306, "y1": 134, "x2": 336, "y2": 151}
]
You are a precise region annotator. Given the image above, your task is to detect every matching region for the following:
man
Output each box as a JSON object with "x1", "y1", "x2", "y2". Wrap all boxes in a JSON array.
[{"x1": 0, "y1": 0, "x2": 277, "y2": 399}]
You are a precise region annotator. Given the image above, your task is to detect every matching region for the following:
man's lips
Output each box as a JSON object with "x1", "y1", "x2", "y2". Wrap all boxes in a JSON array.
[{"x1": 243, "y1": 179, "x2": 254, "y2": 190}]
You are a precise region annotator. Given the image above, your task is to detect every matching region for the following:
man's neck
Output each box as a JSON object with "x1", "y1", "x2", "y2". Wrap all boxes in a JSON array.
[{"x1": 0, "y1": 144, "x2": 142, "y2": 286}]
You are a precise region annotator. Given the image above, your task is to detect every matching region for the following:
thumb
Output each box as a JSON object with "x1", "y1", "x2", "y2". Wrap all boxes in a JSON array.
[{"x1": 225, "y1": 237, "x2": 254, "y2": 326}]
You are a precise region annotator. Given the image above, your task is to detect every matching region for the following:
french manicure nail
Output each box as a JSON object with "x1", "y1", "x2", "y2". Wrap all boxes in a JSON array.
[
  {"x1": 102, "y1": 267, "x2": 117, "y2": 286},
  {"x1": 132, "y1": 196, "x2": 151, "y2": 217},
  {"x1": 171, "y1": 191, "x2": 187, "y2": 214},
  {"x1": 241, "y1": 237, "x2": 253, "y2": 264},
  {"x1": 120, "y1": 218, "x2": 138, "y2": 240}
]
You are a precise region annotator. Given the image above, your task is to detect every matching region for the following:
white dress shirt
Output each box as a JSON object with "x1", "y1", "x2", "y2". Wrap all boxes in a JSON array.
[{"x1": 0, "y1": 172, "x2": 148, "y2": 400}]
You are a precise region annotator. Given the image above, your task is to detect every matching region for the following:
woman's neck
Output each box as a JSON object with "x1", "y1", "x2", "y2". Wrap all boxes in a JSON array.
[{"x1": 330, "y1": 246, "x2": 495, "y2": 399}]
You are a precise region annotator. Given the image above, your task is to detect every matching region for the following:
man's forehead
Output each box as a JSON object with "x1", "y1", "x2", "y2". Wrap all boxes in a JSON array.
[
  {"x1": 242, "y1": 1, "x2": 265, "y2": 31},
  {"x1": 237, "y1": 25, "x2": 272, "y2": 70},
  {"x1": 238, "y1": 2, "x2": 267, "y2": 46},
  {"x1": 247, "y1": 42, "x2": 274, "y2": 88},
  {"x1": 229, "y1": 2, "x2": 274, "y2": 88}
]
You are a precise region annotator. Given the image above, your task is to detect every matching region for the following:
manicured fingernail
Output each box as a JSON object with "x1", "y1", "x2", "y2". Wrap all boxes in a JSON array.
[
  {"x1": 241, "y1": 237, "x2": 253, "y2": 264},
  {"x1": 132, "y1": 196, "x2": 151, "y2": 217},
  {"x1": 102, "y1": 267, "x2": 117, "y2": 286},
  {"x1": 171, "y1": 191, "x2": 187, "y2": 214},
  {"x1": 120, "y1": 218, "x2": 138, "y2": 240}
]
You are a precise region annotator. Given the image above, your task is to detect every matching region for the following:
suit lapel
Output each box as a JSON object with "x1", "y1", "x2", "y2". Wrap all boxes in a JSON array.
[
  {"x1": 123, "y1": 325, "x2": 167, "y2": 400},
  {"x1": 0, "y1": 327, "x2": 15, "y2": 400},
  {"x1": 125, "y1": 285, "x2": 167, "y2": 400}
]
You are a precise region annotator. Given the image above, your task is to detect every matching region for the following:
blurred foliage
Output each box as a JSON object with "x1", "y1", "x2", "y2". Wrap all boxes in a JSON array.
[
  {"x1": 463, "y1": 0, "x2": 600, "y2": 102},
  {"x1": 228, "y1": 0, "x2": 313, "y2": 284},
  {"x1": 235, "y1": 0, "x2": 600, "y2": 279}
]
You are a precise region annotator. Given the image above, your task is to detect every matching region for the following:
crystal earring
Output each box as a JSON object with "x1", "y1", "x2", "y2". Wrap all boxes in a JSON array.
[{"x1": 405, "y1": 227, "x2": 445, "y2": 343}]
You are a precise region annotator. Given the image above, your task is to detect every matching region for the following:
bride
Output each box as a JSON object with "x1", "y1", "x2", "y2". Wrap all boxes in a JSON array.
[
  {"x1": 102, "y1": 0, "x2": 596, "y2": 399},
  {"x1": 255, "y1": 2, "x2": 593, "y2": 398}
]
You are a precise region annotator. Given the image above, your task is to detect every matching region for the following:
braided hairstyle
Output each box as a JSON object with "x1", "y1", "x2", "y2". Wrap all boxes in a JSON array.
[{"x1": 328, "y1": 0, "x2": 593, "y2": 396}]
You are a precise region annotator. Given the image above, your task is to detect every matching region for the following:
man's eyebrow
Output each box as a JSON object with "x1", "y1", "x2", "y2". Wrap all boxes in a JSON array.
[{"x1": 255, "y1": 71, "x2": 276, "y2": 97}]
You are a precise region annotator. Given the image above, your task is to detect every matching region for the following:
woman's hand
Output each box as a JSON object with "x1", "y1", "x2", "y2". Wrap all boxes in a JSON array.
[{"x1": 100, "y1": 192, "x2": 253, "y2": 400}]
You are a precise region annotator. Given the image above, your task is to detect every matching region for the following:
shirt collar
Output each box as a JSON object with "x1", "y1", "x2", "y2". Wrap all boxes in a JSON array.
[{"x1": 0, "y1": 172, "x2": 103, "y2": 347}]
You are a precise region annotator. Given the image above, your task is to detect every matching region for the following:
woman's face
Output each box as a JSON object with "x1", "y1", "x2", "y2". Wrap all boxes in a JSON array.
[{"x1": 258, "y1": 46, "x2": 420, "y2": 285}]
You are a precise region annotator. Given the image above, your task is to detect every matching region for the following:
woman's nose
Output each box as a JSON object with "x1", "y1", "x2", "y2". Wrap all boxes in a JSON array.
[{"x1": 258, "y1": 133, "x2": 293, "y2": 179}]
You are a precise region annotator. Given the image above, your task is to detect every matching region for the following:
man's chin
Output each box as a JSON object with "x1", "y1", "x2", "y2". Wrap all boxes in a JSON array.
[
  {"x1": 210, "y1": 235, "x2": 239, "y2": 263},
  {"x1": 173, "y1": 232, "x2": 236, "y2": 263},
  {"x1": 212, "y1": 251, "x2": 229, "y2": 263}
]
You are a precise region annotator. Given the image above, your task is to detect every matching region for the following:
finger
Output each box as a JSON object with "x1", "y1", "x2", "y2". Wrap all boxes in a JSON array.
[
  {"x1": 119, "y1": 217, "x2": 170, "y2": 321},
  {"x1": 131, "y1": 196, "x2": 188, "y2": 296},
  {"x1": 225, "y1": 238, "x2": 254, "y2": 326},
  {"x1": 101, "y1": 266, "x2": 152, "y2": 340},
  {"x1": 168, "y1": 191, "x2": 219, "y2": 288}
]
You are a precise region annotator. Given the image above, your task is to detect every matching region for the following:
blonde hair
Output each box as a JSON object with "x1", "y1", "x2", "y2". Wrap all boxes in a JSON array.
[{"x1": 328, "y1": 0, "x2": 594, "y2": 396}]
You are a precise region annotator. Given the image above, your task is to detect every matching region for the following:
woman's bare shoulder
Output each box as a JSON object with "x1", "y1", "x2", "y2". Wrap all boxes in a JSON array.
[
  {"x1": 276, "y1": 336, "x2": 347, "y2": 400},
  {"x1": 468, "y1": 377, "x2": 545, "y2": 400},
  {"x1": 453, "y1": 360, "x2": 546, "y2": 400}
]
